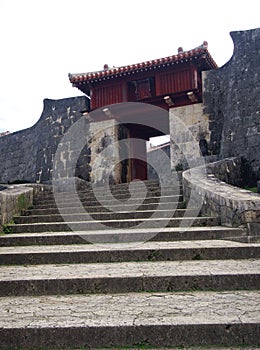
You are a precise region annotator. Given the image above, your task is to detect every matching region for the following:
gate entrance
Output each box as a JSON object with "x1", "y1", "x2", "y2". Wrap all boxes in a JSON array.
[
  {"x1": 70, "y1": 43, "x2": 217, "y2": 184},
  {"x1": 87, "y1": 103, "x2": 170, "y2": 184}
]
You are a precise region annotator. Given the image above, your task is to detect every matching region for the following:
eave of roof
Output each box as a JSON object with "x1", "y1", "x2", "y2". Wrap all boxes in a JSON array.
[{"x1": 68, "y1": 42, "x2": 218, "y2": 85}]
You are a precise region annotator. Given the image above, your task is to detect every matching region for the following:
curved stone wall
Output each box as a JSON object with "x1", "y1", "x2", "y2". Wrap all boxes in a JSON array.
[
  {"x1": 0, "y1": 96, "x2": 89, "y2": 184},
  {"x1": 203, "y1": 28, "x2": 260, "y2": 180},
  {"x1": 183, "y1": 157, "x2": 260, "y2": 237}
]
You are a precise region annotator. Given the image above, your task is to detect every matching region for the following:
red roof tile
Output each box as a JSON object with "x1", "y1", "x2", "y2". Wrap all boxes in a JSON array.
[{"x1": 68, "y1": 42, "x2": 217, "y2": 84}]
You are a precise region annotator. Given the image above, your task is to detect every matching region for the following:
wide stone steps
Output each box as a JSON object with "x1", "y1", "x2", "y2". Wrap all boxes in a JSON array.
[
  {"x1": 0, "y1": 259, "x2": 259, "y2": 297},
  {"x1": 0, "y1": 240, "x2": 259, "y2": 265},
  {"x1": 52, "y1": 179, "x2": 166, "y2": 193},
  {"x1": 22, "y1": 200, "x2": 186, "y2": 215},
  {"x1": 1, "y1": 291, "x2": 259, "y2": 349},
  {"x1": 32, "y1": 194, "x2": 183, "y2": 210},
  {"x1": 33, "y1": 186, "x2": 182, "y2": 203},
  {"x1": 13, "y1": 209, "x2": 198, "y2": 224},
  {"x1": 1, "y1": 179, "x2": 259, "y2": 348},
  {"x1": 7, "y1": 216, "x2": 219, "y2": 233},
  {"x1": 0, "y1": 227, "x2": 249, "y2": 246}
]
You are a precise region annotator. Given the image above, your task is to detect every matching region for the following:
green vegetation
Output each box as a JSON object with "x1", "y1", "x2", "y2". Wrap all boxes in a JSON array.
[
  {"x1": 192, "y1": 254, "x2": 202, "y2": 260},
  {"x1": 17, "y1": 193, "x2": 31, "y2": 212},
  {"x1": 18, "y1": 193, "x2": 26, "y2": 211},
  {"x1": 175, "y1": 164, "x2": 183, "y2": 172},
  {"x1": 147, "y1": 250, "x2": 162, "y2": 261},
  {"x1": 244, "y1": 186, "x2": 258, "y2": 193},
  {"x1": 2, "y1": 224, "x2": 13, "y2": 234}
]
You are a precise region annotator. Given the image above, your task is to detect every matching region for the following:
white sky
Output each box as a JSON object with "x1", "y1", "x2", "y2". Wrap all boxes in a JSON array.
[{"x1": 0, "y1": 0, "x2": 259, "y2": 133}]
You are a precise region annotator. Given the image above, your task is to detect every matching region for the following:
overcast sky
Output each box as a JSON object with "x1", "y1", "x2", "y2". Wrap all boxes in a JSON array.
[{"x1": 0, "y1": 0, "x2": 259, "y2": 133}]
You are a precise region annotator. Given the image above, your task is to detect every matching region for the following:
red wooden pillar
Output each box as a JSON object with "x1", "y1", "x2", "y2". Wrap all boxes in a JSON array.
[{"x1": 129, "y1": 131, "x2": 147, "y2": 181}]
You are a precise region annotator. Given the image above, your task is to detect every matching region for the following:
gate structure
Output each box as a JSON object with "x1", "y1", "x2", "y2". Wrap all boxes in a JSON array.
[{"x1": 69, "y1": 42, "x2": 217, "y2": 183}]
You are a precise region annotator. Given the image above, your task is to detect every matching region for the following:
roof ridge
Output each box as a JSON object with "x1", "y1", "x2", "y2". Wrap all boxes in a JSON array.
[{"x1": 69, "y1": 41, "x2": 217, "y2": 83}]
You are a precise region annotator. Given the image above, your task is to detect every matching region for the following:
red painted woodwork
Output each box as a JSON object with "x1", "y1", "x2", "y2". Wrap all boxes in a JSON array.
[
  {"x1": 91, "y1": 83, "x2": 124, "y2": 110},
  {"x1": 69, "y1": 42, "x2": 217, "y2": 112},
  {"x1": 156, "y1": 68, "x2": 197, "y2": 96},
  {"x1": 131, "y1": 159, "x2": 147, "y2": 180},
  {"x1": 89, "y1": 66, "x2": 199, "y2": 110},
  {"x1": 129, "y1": 137, "x2": 148, "y2": 181}
]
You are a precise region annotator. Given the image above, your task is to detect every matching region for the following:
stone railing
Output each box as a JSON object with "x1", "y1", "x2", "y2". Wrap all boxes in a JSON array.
[
  {"x1": 182, "y1": 158, "x2": 260, "y2": 237},
  {"x1": 0, "y1": 185, "x2": 34, "y2": 232}
]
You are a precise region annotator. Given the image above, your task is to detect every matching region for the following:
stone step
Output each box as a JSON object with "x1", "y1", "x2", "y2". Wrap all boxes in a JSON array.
[
  {"x1": 33, "y1": 193, "x2": 183, "y2": 208},
  {"x1": 0, "y1": 227, "x2": 248, "y2": 246},
  {"x1": 1, "y1": 173, "x2": 258, "y2": 350},
  {"x1": 0, "y1": 240, "x2": 259, "y2": 265},
  {"x1": 0, "y1": 259, "x2": 259, "y2": 296},
  {"x1": 42, "y1": 179, "x2": 183, "y2": 194},
  {"x1": 37, "y1": 182, "x2": 163, "y2": 196},
  {"x1": 1, "y1": 290, "x2": 258, "y2": 348},
  {"x1": 6, "y1": 216, "x2": 219, "y2": 233},
  {"x1": 13, "y1": 209, "x2": 197, "y2": 224},
  {"x1": 33, "y1": 194, "x2": 183, "y2": 209},
  {"x1": 54, "y1": 179, "x2": 163, "y2": 191},
  {"x1": 35, "y1": 185, "x2": 182, "y2": 201},
  {"x1": 22, "y1": 200, "x2": 186, "y2": 216}
]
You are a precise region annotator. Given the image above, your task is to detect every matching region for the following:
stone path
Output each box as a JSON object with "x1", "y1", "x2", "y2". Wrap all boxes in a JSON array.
[
  {"x1": 1, "y1": 259, "x2": 259, "y2": 283},
  {"x1": 1, "y1": 291, "x2": 259, "y2": 327},
  {"x1": 0, "y1": 291, "x2": 259, "y2": 348},
  {"x1": 0, "y1": 179, "x2": 259, "y2": 349}
]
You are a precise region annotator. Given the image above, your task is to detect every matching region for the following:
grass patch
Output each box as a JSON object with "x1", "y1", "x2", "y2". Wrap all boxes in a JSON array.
[
  {"x1": 244, "y1": 186, "x2": 258, "y2": 193},
  {"x1": 2, "y1": 225, "x2": 13, "y2": 234},
  {"x1": 18, "y1": 193, "x2": 27, "y2": 211}
]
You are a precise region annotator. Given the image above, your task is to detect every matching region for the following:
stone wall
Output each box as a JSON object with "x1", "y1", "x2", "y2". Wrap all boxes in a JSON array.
[
  {"x1": 147, "y1": 144, "x2": 171, "y2": 180},
  {"x1": 206, "y1": 157, "x2": 244, "y2": 187},
  {"x1": 182, "y1": 157, "x2": 260, "y2": 238},
  {"x1": 88, "y1": 119, "x2": 122, "y2": 186},
  {"x1": 0, "y1": 96, "x2": 89, "y2": 184},
  {"x1": 0, "y1": 186, "x2": 33, "y2": 231},
  {"x1": 169, "y1": 103, "x2": 210, "y2": 170},
  {"x1": 203, "y1": 28, "x2": 260, "y2": 181}
]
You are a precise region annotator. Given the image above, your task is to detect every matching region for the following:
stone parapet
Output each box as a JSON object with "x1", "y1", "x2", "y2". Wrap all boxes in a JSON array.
[
  {"x1": 183, "y1": 158, "x2": 260, "y2": 237},
  {"x1": 0, "y1": 185, "x2": 33, "y2": 231}
]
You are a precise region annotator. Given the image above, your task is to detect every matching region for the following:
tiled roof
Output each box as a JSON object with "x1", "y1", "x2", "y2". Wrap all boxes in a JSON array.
[{"x1": 69, "y1": 42, "x2": 217, "y2": 84}]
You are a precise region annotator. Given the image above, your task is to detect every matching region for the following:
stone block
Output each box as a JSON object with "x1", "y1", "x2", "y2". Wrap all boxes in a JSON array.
[
  {"x1": 183, "y1": 157, "x2": 260, "y2": 230},
  {"x1": 204, "y1": 28, "x2": 260, "y2": 176},
  {"x1": 0, "y1": 96, "x2": 89, "y2": 184},
  {"x1": 0, "y1": 186, "x2": 33, "y2": 230}
]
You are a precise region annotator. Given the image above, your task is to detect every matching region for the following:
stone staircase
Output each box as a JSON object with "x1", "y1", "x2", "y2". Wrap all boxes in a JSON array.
[{"x1": 0, "y1": 179, "x2": 259, "y2": 349}]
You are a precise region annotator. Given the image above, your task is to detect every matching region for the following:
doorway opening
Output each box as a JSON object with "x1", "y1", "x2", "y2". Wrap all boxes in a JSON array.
[{"x1": 119, "y1": 124, "x2": 170, "y2": 183}]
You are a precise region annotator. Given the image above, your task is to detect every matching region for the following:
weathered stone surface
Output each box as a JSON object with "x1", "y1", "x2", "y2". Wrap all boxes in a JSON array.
[
  {"x1": 206, "y1": 157, "x2": 244, "y2": 187},
  {"x1": 0, "y1": 226, "x2": 248, "y2": 247},
  {"x1": 0, "y1": 179, "x2": 258, "y2": 349},
  {"x1": 0, "y1": 240, "x2": 259, "y2": 265},
  {"x1": 0, "y1": 96, "x2": 89, "y2": 184},
  {"x1": 88, "y1": 119, "x2": 121, "y2": 185},
  {"x1": 203, "y1": 28, "x2": 260, "y2": 181},
  {"x1": 0, "y1": 291, "x2": 259, "y2": 348},
  {"x1": 0, "y1": 185, "x2": 33, "y2": 231},
  {"x1": 147, "y1": 144, "x2": 171, "y2": 180},
  {"x1": 169, "y1": 103, "x2": 209, "y2": 170},
  {"x1": 0, "y1": 259, "x2": 259, "y2": 296},
  {"x1": 182, "y1": 158, "x2": 260, "y2": 234}
]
